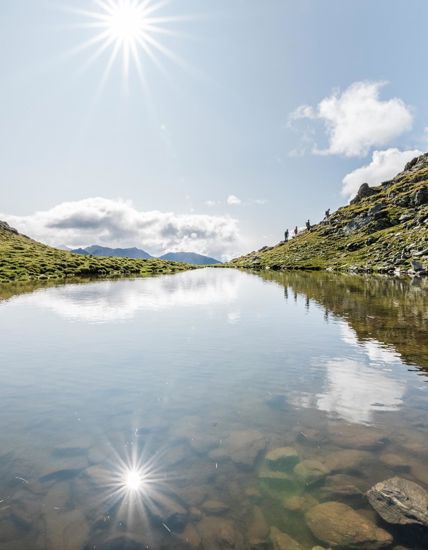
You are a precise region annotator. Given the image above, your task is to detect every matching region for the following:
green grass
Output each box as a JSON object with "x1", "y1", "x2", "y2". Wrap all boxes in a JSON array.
[
  {"x1": 0, "y1": 224, "x2": 195, "y2": 284},
  {"x1": 230, "y1": 156, "x2": 428, "y2": 273}
]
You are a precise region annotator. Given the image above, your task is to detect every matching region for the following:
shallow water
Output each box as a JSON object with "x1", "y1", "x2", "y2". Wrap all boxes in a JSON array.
[{"x1": 0, "y1": 269, "x2": 427, "y2": 549}]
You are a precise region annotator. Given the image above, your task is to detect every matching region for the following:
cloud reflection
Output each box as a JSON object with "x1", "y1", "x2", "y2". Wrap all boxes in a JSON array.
[
  {"x1": 9, "y1": 269, "x2": 240, "y2": 323},
  {"x1": 316, "y1": 357, "x2": 404, "y2": 424},
  {"x1": 292, "y1": 322, "x2": 405, "y2": 425}
]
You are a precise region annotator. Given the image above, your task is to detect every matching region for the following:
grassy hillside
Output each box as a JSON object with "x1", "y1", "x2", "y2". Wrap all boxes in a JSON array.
[
  {"x1": 0, "y1": 221, "x2": 194, "y2": 283},
  {"x1": 230, "y1": 153, "x2": 428, "y2": 273}
]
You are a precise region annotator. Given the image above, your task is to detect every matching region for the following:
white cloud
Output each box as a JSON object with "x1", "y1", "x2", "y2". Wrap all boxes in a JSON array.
[
  {"x1": 226, "y1": 194, "x2": 242, "y2": 206},
  {"x1": 1, "y1": 197, "x2": 242, "y2": 261},
  {"x1": 342, "y1": 148, "x2": 422, "y2": 198},
  {"x1": 290, "y1": 81, "x2": 413, "y2": 157},
  {"x1": 204, "y1": 200, "x2": 218, "y2": 207}
]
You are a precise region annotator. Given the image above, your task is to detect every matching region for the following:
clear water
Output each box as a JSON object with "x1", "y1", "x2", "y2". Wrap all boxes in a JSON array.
[{"x1": 0, "y1": 269, "x2": 427, "y2": 549}]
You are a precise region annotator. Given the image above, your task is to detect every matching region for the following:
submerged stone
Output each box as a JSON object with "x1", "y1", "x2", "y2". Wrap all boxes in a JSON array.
[
  {"x1": 222, "y1": 430, "x2": 266, "y2": 469},
  {"x1": 367, "y1": 476, "x2": 428, "y2": 527},
  {"x1": 177, "y1": 523, "x2": 202, "y2": 548},
  {"x1": 322, "y1": 449, "x2": 372, "y2": 474},
  {"x1": 269, "y1": 526, "x2": 302, "y2": 550},
  {"x1": 265, "y1": 447, "x2": 299, "y2": 471},
  {"x1": 293, "y1": 460, "x2": 328, "y2": 486},
  {"x1": 283, "y1": 494, "x2": 318, "y2": 513},
  {"x1": 320, "y1": 474, "x2": 365, "y2": 504},
  {"x1": 196, "y1": 516, "x2": 244, "y2": 549},
  {"x1": 258, "y1": 463, "x2": 295, "y2": 490},
  {"x1": 248, "y1": 506, "x2": 269, "y2": 548},
  {"x1": 328, "y1": 426, "x2": 387, "y2": 450},
  {"x1": 305, "y1": 501, "x2": 393, "y2": 549},
  {"x1": 379, "y1": 452, "x2": 411, "y2": 472},
  {"x1": 201, "y1": 499, "x2": 229, "y2": 515},
  {"x1": 150, "y1": 493, "x2": 188, "y2": 532}
]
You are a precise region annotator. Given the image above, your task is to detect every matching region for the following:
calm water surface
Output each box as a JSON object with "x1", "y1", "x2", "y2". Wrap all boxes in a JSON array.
[{"x1": 0, "y1": 269, "x2": 427, "y2": 549}]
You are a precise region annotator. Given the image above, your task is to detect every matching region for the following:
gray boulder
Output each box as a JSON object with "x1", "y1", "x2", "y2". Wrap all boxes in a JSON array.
[
  {"x1": 351, "y1": 183, "x2": 380, "y2": 204},
  {"x1": 367, "y1": 476, "x2": 428, "y2": 527},
  {"x1": 414, "y1": 188, "x2": 428, "y2": 206}
]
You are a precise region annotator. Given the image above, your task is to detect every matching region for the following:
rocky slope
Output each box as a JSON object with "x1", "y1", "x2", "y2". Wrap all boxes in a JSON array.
[
  {"x1": 0, "y1": 221, "x2": 194, "y2": 283},
  {"x1": 230, "y1": 153, "x2": 428, "y2": 274}
]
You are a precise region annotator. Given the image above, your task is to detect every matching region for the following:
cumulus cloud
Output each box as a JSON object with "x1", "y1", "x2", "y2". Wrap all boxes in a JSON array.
[
  {"x1": 226, "y1": 194, "x2": 242, "y2": 206},
  {"x1": 342, "y1": 148, "x2": 422, "y2": 198},
  {"x1": 290, "y1": 81, "x2": 413, "y2": 157},
  {"x1": 1, "y1": 197, "x2": 241, "y2": 261}
]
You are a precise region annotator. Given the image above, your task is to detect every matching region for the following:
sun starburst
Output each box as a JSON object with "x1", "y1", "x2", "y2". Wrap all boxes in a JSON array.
[{"x1": 68, "y1": 0, "x2": 187, "y2": 90}]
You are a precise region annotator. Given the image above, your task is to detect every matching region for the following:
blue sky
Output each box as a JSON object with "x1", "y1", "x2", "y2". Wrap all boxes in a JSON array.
[{"x1": 1, "y1": 0, "x2": 427, "y2": 259}]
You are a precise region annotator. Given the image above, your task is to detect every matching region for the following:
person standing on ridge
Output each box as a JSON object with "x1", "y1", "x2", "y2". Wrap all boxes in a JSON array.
[
  {"x1": 306, "y1": 220, "x2": 311, "y2": 231},
  {"x1": 284, "y1": 229, "x2": 289, "y2": 242},
  {"x1": 294, "y1": 226, "x2": 298, "y2": 237}
]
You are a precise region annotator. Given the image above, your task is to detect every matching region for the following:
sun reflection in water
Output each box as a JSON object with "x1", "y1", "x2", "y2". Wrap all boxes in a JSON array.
[{"x1": 124, "y1": 468, "x2": 145, "y2": 492}]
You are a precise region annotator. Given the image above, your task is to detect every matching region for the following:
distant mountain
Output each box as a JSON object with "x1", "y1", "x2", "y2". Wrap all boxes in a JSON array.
[
  {"x1": 71, "y1": 245, "x2": 221, "y2": 265},
  {"x1": 71, "y1": 247, "x2": 90, "y2": 256},
  {"x1": 159, "y1": 252, "x2": 222, "y2": 265},
  {"x1": 72, "y1": 245, "x2": 153, "y2": 259}
]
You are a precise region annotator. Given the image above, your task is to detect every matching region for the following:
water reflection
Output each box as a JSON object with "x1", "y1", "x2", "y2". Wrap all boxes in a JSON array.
[
  {"x1": 5, "y1": 269, "x2": 240, "y2": 323},
  {"x1": 261, "y1": 270, "x2": 428, "y2": 372},
  {"x1": 319, "y1": 357, "x2": 404, "y2": 424},
  {"x1": 0, "y1": 269, "x2": 427, "y2": 549}
]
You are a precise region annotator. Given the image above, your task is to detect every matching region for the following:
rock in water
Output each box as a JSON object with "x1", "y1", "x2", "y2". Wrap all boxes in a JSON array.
[
  {"x1": 222, "y1": 430, "x2": 266, "y2": 469},
  {"x1": 367, "y1": 476, "x2": 428, "y2": 527},
  {"x1": 269, "y1": 527, "x2": 302, "y2": 550},
  {"x1": 305, "y1": 501, "x2": 392, "y2": 549},
  {"x1": 265, "y1": 447, "x2": 299, "y2": 471},
  {"x1": 294, "y1": 460, "x2": 328, "y2": 486}
]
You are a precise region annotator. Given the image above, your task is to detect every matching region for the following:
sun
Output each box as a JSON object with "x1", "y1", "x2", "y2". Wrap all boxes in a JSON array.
[
  {"x1": 105, "y1": 2, "x2": 149, "y2": 43},
  {"x1": 99, "y1": 0, "x2": 150, "y2": 45},
  {"x1": 70, "y1": 0, "x2": 186, "y2": 88}
]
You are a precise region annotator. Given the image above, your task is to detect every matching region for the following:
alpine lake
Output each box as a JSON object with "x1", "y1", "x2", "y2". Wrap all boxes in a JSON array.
[{"x1": 0, "y1": 268, "x2": 427, "y2": 550}]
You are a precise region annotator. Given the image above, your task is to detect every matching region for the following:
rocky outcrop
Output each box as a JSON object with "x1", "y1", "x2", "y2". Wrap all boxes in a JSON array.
[
  {"x1": 0, "y1": 220, "x2": 18, "y2": 234},
  {"x1": 230, "y1": 152, "x2": 428, "y2": 274},
  {"x1": 367, "y1": 477, "x2": 428, "y2": 527},
  {"x1": 351, "y1": 183, "x2": 380, "y2": 205},
  {"x1": 305, "y1": 501, "x2": 393, "y2": 549}
]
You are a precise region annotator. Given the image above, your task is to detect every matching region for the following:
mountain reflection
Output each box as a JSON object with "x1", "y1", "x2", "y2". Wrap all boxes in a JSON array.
[
  {"x1": 259, "y1": 270, "x2": 428, "y2": 372},
  {"x1": 3, "y1": 269, "x2": 240, "y2": 323}
]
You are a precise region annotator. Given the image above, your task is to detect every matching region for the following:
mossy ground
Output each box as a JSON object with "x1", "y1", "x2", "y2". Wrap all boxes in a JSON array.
[
  {"x1": 0, "y1": 225, "x2": 194, "y2": 284},
  {"x1": 230, "y1": 158, "x2": 428, "y2": 273}
]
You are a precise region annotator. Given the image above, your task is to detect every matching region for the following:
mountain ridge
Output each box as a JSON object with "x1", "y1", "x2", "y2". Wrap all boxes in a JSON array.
[
  {"x1": 71, "y1": 246, "x2": 221, "y2": 265},
  {"x1": 230, "y1": 152, "x2": 428, "y2": 274}
]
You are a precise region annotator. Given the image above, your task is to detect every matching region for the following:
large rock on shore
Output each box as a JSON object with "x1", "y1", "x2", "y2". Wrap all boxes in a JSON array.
[
  {"x1": 367, "y1": 476, "x2": 428, "y2": 527},
  {"x1": 305, "y1": 502, "x2": 392, "y2": 549}
]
